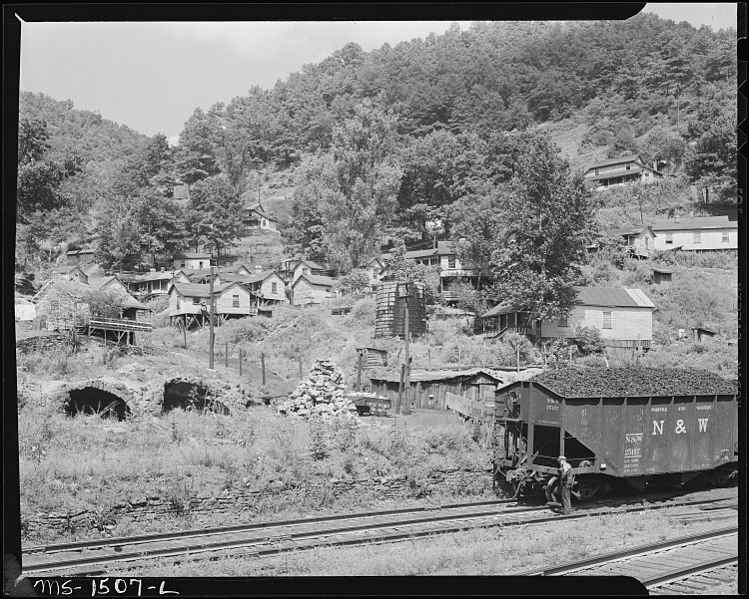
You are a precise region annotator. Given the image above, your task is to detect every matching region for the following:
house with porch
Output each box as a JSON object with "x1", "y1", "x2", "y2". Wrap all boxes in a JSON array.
[
  {"x1": 650, "y1": 216, "x2": 738, "y2": 252},
  {"x1": 167, "y1": 281, "x2": 257, "y2": 329},
  {"x1": 120, "y1": 269, "x2": 177, "y2": 300},
  {"x1": 480, "y1": 286, "x2": 655, "y2": 349},
  {"x1": 584, "y1": 155, "x2": 663, "y2": 191},
  {"x1": 223, "y1": 270, "x2": 288, "y2": 312},
  {"x1": 243, "y1": 201, "x2": 280, "y2": 233},
  {"x1": 403, "y1": 240, "x2": 485, "y2": 302}
]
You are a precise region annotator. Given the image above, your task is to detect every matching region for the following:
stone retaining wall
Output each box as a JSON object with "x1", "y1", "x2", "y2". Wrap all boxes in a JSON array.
[{"x1": 22, "y1": 468, "x2": 492, "y2": 536}]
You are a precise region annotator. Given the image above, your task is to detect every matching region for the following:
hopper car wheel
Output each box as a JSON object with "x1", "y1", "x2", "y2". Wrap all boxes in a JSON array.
[
  {"x1": 574, "y1": 476, "x2": 612, "y2": 502},
  {"x1": 708, "y1": 465, "x2": 738, "y2": 487}
]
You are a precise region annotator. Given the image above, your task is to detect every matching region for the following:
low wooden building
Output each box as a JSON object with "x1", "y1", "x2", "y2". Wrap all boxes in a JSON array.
[
  {"x1": 292, "y1": 273, "x2": 336, "y2": 305},
  {"x1": 651, "y1": 216, "x2": 738, "y2": 252},
  {"x1": 692, "y1": 326, "x2": 717, "y2": 343},
  {"x1": 368, "y1": 368, "x2": 505, "y2": 411},
  {"x1": 601, "y1": 225, "x2": 656, "y2": 258},
  {"x1": 652, "y1": 268, "x2": 674, "y2": 284},
  {"x1": 65, "y1": 248, "x2": 96, "y2": 266}
]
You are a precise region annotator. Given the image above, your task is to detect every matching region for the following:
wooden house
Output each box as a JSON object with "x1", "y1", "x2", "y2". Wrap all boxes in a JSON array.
[
  {"x1": 173, "y1": 252, "x2": 212, "y2": 270},
  {"x1": 480, "y1": 286, "x2": 655, "y2": 349},
  {"x1": 65, "y1": 248, "x2": 95, "y2": 266},
  {"x1": 368, "y1": 368, "x2": 505, "y2": 411},
  {"x1": 120, "y1": 269, "x2": 176, "y2": 299},
  {"x1": 601, "y1": 225, "x2": 657, "y2": 258},
  {"x1": 650, "y1": 216, "x2": 738, "y2": 252},
  {"x1": 243, "y1": 201, "x2": 280, "y2": 233},
  {"x1": 403, "y1": 241, "x2": 484, "y2": 303},
  {"x1": 279, "y1": 258, "x2": 328, "y2": 282},
  {"x1": 363, "y1": 257, "x2": 385, "y2": 287},
  {"x1": 167, "y1": 281, "x2": 257, "y2": 329},
  {"x1": 291, "y1": 273, "x2": 336, "y2": 305},
  {"x1": 583, "y1": 154, "x2": 663, "y2": 190},
  {"x1": 172, "y1": 183, "x2": 190, "y2": 205}
]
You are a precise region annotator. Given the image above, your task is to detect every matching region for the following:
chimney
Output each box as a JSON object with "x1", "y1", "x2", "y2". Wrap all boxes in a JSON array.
[
  {"x1": 689, "y1": 211, "x2": 694, "y2": 218},
  {"x1": 254, "y1": 265, "x2": 263, "y2": 273}
]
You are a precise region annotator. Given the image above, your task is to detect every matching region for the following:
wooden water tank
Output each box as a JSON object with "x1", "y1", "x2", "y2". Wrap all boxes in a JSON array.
[{"x1": 374, "y1": 281, "x2": 427, "y2": 339}]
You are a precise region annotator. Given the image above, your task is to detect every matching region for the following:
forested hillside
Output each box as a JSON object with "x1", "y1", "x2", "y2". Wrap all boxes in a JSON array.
[{"x1": 17, "y1": 15, "x2": 736, "y2": 277}]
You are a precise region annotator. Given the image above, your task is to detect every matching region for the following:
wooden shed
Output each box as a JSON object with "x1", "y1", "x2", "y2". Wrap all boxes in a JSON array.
[
  {"x1": 652, "y1": 268, "x2": 674, "y2": 284},
  {"x1": 368, "y1": 368, "x2": 505, "y2": 411}
]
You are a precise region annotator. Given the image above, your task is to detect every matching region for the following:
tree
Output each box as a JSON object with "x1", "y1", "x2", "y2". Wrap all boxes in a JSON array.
[
  {"x1": 488, "y1": 133, "x2": 594, "y2": 321},
  {"x1": 187, "y1": 175, "x2": 243, "y2": 257},
  {"x1": 574, "y1": 325, "x2": 605, "y2": 355},
  {"x1": 131, "y1": 190, "x2": 188, "y2": 265},
  {"x1": 284, "y1": 155, "x2": 329, "y2": 263},
  {"x1": 316, "y1": 101, "x2": 404, "y2": 271},
  {"x1": 684, "y1": 106, "x2": 736, "y2": 202},
  {"x1": 95, "y1": 198, "x2": 141, "y2": 271}
]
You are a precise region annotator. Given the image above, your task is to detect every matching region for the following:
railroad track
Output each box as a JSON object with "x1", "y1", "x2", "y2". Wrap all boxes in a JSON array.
[
  {"x1": 23, "y1": 493, "x2": 737, "y2": 576},
  {"x1": 521, "y1": 525, "x2": 738, "y2": 595}
]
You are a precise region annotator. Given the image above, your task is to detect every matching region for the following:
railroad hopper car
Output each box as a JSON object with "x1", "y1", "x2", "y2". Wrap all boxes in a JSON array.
[{"x1": 493, "y1": 368, "x2": 738, "y2": 500}]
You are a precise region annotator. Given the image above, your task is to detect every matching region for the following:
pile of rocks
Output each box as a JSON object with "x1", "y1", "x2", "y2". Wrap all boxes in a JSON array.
[{"x1": 278, "y1": 360, "x2": 358, "y2": 418}]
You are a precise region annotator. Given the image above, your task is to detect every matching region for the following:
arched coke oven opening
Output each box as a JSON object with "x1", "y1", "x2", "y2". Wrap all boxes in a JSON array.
[
  {"x1": 65, "y1": 387, "x2": 131, "y2": 421},
  {"x1": 162, "y1": 379, "x2": 230, "y2": 415}
]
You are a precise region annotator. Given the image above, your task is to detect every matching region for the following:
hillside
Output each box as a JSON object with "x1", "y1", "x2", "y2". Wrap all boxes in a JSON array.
[{"x1": 16, "y1": 15, "x2": 736, "y2": 275}]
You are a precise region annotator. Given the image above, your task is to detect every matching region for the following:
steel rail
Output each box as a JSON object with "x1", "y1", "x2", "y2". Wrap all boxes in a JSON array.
[
  {"x1": 23, "y1": 496, "x2": 736, "y2": 575},
  {"x1": 516, "y1": 525, "x2": 737, "y2": 576},
  {"x1": 641, "y1": 554, "x2": 738, "y2": 588},
  {"x1": 23, "y1": 497, "x2": 516, "y2": 555}
]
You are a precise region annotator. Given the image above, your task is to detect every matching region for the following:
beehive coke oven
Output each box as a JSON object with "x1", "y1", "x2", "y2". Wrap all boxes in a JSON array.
[{"x1": 374, "y1": 281, "x2": 427, "y2": 339}]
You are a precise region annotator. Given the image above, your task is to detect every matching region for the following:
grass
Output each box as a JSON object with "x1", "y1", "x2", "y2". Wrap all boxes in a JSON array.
[
  {"x1": 19, "y1": 401, "x2": 490, "y2": 544},
  {"x1": 105, "y1": 501, "x2": 736, "y2": 577}
]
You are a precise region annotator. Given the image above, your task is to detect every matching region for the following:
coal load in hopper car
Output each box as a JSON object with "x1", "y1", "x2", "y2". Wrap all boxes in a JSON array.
[{"x1": 493, "y1": 367, "x2": 738, "y2": 501}]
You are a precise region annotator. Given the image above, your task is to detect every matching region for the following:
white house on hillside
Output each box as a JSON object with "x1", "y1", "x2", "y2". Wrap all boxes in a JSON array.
[
  {"x1": 480, "y1": 286, "x2": 655, "y2": 349},
  {"x1": 651, "y1": 216, "x2": 738, "y2": 252},
  {"x1": 584, "y1": 155, "x2": 663, "y2": 190}
]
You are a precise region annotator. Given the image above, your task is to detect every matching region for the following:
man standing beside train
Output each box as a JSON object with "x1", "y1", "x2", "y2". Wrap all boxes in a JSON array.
[{"x1": 558, "y1": 456, "x2": 573, "y2": 515}]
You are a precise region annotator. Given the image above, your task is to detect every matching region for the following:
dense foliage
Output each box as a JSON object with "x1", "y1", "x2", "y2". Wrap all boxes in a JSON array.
[{"x1": 17, "y1": 15, "x2": 736, "y2": 284}]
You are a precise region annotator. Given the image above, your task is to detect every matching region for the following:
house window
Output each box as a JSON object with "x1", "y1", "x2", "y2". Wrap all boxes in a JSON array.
[
  {"x1": 665, "y1": 232, "x2": 673, "y2": 245},
  {"x1": 180, "y1": 261, "x2": 186, "y2": 268},
  {"x1": 594, "y1": 168, "x2": 599, "y2": 175},
  {"x1": 603, "y1": 312, "x2": 612, "y2": 329},
  {"x1": 558, "y1": 315, "x2": 568, "y2": 327},
  {"x1": 448, "y1": 256, "x2": 456, "y2": 269},
  {"x1": 272, "y1": 282, "x2": 278, "y2": 293},
  {"x1": 722, "y1": 230, "x2": 729, "y2": 243},
  {"x1": 625, "y1": 164, "x2": 631, "y2": 170},
  {"x1": 694, "y1": 232, "x2": 701, "y2": 244},
  {"x1": 303, "y1": 268, "x2": 309, "y2": 275},
  {"x1": 261, "y1": 219, "x2": 267, "y2": 228},
  {"x1": 232, "y1": 294, "x2": 239, "y2": 308},
  {"x1": 176, "y1": 298, "x2": 181, "y2": 309},
  {"x1": 192, "y1": 297, "x2": 200, "y2": 305}
]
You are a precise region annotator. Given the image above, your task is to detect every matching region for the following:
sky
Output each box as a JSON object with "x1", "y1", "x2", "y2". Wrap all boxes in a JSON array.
[{"x1": 18, "y1": 4, "x2": 737, "y2": 143}]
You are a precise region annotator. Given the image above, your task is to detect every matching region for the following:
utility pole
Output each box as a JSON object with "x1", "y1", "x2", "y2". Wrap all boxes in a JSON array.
[
  {"x1": 208, "y1": 259, "x2": 216, "y2": 370},
  {"x1": 402, "y1": 282, "x2": 411, "y2": 416}
]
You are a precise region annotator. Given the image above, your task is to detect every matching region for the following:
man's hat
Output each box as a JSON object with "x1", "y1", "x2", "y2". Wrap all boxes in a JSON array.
[{"x1": 558, "y1": 456, "x2": 567, "y2": 461}]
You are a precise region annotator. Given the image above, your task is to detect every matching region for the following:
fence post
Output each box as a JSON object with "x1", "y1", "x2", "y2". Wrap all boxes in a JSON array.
[
  {"x1": 225, "y1": 342, "x2": 229, "y2": 368},
  {"x1": 396, "y1": 363, "x2": 405, "y2": 415},
  {"x1": 261, "y1": 353, "x2": 266, "y2": 386},
  {"x1": 516, "y1": 345, "x2": 520, "y2": 372},
  {"x1": 356, "y1": 351, "x2": 363, "y2": 391}
]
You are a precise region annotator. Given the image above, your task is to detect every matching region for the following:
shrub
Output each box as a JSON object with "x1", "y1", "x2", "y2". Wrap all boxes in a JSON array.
[
  {"x1": 344, "y1": 297, "x2": 375, "y2": 328},
  {"x1": 334, "y1": 270, "x2": 372, "y2": 297},
  {"x1": 574, "y1": 325, "x2": 605, "y2": 355}
]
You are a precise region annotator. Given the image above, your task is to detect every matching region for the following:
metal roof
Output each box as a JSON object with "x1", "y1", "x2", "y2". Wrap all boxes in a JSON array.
[
  {"x1": 480, "y1": 287, "x2": 654, "y2": 318},
  {"x1": 651, "y1": 216, "x2": 736, "y2": 231},
  {"x1": 294, "y1": 273, "x2": 335, "y2": 287},
  {"x1": 586, "y1": 154, "x2": 642, "y2": 170},
  {"x1": 169, "y1": 281, "x2": 245, "y2": 298},
  {"x1": 370, "y1": 368, "x2": 504, "y2": 384}
]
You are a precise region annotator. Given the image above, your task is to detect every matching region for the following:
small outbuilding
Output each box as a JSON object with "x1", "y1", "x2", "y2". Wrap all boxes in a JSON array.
[
  {"x1": 692, "y1": 326, "x2": 717, "y2": 343},
  {"x1": 652, "y1": 268, "x2": 674, "y2": 285},
  {"x1": 368, "y1": 368, "x2": 505, "y2": 411}
]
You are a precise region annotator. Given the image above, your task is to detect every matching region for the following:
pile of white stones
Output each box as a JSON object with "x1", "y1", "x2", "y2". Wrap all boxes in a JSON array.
[{"x1": 278, "y1": 360, "x2": 358, "y2": 418}]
